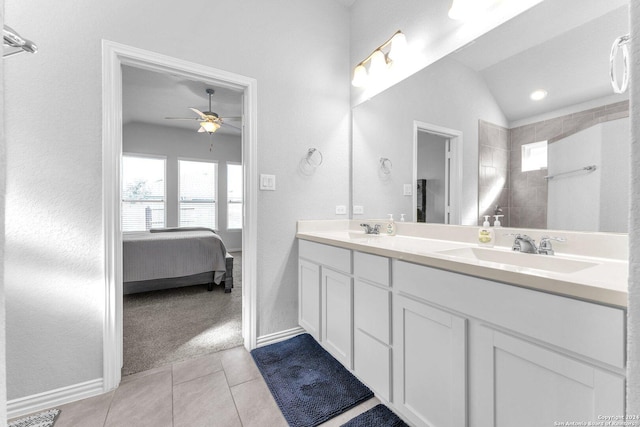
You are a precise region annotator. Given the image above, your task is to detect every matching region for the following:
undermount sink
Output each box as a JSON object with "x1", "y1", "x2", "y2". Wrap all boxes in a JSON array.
[
  {"x1": 437, "y1": 247, "x2": 599, "y2": 274},
  {"x1": 347, "y1": 232, "x2": 387, "y2": 240}
]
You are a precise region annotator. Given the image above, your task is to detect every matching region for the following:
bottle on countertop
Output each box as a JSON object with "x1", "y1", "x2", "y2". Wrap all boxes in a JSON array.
[
  {"x1": 478, "y1": 215, "x2": 494, "y2": 247},
  {"x1": 493, "y1": 215, "x2": 504, "y2": 227},
  {"x1": 386, "y1": 214, "x2": 396, "y2": 236},
  {"x1": 400, "y1": 214, "x2": 406, "y2": 222}
]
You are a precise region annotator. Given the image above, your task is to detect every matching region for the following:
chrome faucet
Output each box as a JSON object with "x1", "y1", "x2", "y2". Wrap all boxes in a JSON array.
[
  {"x1": 511, "y1": 234, "x2": 538, "y2": 254},
  {"x1": 538, "y1": 236, "x2": 566, "y2": 255},
  {"x1": 360, "y1": 223, "x2": 381, "y2": 235}
]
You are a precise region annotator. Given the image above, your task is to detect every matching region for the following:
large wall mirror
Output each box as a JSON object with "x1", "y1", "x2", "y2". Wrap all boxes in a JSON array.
[{"x1": 352, "y1": 0, "x2": 629, "y2": 232}]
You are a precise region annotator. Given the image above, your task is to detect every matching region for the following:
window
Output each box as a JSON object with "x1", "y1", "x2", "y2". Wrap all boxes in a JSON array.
[
  {"x1": 227, "y1": 163, "x2": 243, "y2": 230},
  {"x1": 179, "y1": 160, "x2": 217, "y2": 229},
  {"x1": 122, "y1": 155, "x2": 166, "y2": 231},
  {"x1": 521, "y1": 140, "x2": 548, "y2": 172}
]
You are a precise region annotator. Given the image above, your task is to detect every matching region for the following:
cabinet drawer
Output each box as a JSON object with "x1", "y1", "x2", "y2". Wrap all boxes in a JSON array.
[
  {"x1": 299, "y1": 240, "x2": 352, "y2": 274},
  {"x1": 354, "y1": 329, "x2": 391, "y2": 402},
  {"x1": 354, "y1": 279, "x2": 391, "y2": 344},
  {"x1": 354, "y1": 251, "x2": 390, "y2": 286},
  {"x1": 394, "y1": 260, "x2": 625, "y2": 369}
]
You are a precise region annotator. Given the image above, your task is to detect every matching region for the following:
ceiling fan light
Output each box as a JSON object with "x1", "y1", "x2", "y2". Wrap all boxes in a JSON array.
[{"x1": 200, "y1": 121, "x2": 220, "y2": 133}]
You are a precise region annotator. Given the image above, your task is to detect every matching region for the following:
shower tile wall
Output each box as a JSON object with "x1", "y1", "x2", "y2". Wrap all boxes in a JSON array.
[
  {"x1": 478, "y1": 100, "x2": 628, "y2": 229},
  {"x1": 509, "y1": 124, "x2": 549, "y2": 229},
  {"x1": 478, "y1": 120, "x2": 510, "y2": 226}
]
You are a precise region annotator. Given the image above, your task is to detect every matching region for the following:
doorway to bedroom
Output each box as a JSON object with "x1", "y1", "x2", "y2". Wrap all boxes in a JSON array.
[
  {"x1": 119, "y1": 65, "x2": 245, "y2": 376},
  {"x1": 102, "y1": 42, "x2": 258, "y2": 389}
]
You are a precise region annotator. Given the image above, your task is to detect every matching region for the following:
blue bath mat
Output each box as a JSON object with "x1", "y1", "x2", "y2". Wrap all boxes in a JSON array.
[
  {"x1": 251, "y1": 333, "x2": 374, "y2": 427},
  {"x1": 341, "y1": 404, "x2": 408, "y2": 427}
]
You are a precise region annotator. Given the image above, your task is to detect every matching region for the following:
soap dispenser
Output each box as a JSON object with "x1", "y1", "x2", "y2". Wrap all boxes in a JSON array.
[
  {"x1": 493, "y1": 215, "x2": 504, "y2": 227},
  {"x1": 386, "y1": 214, "x2": 396, "y2": 236},
  {"x1": 478, "y1": 215, "x2": 494, "y2": 247}
]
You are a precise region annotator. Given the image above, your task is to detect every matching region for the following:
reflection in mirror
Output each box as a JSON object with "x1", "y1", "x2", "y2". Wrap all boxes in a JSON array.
[{"x1": 351, "y1": 0, "x2": 629, "y2": 232}]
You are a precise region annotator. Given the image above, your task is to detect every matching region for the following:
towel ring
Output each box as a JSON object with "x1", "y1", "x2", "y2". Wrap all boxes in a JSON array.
[
  {"x1": 305, "y1": 148, "x2": 323, "y2": 167},
  {"x1": 610, "y1": 34, "x2": 630, "y2": 94},
  {"x1": 379, "y1": 157, "x2": 392, "y2": 174}
]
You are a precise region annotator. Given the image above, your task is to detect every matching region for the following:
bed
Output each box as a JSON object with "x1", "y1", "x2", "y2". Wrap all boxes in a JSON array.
[{"x1": 122, "y1": 228, "x2": 233, "y2": 294}]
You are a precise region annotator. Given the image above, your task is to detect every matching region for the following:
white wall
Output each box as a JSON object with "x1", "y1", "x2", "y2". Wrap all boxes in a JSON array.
[
  {"x1": 628, "y1": 0, "x2": 640, "y2": 415},
  {"x1": 124, "y1": 122, "x2": 243, "y2": 250},
  {"x1": 417, "y1": 132, "x2": 447, "y2": 223},
  {"x1": 547, "y1": 127, "x2": 602, "y2": 231},
  {"x1": 547, "y1": 118, "x2": 630, "y2": 233},
  {"x1": 352, "y1": 57, "x2": 507, "y2": 224},
  {"x1": 600, "y1": 118, "x2": 630, "y2": 233},
  {"x1": 4, "y1": 0, "x2": 350, "y2": 400},
  {"x1": 0, "y1": 3, "x2": 7, "y2": 423}
]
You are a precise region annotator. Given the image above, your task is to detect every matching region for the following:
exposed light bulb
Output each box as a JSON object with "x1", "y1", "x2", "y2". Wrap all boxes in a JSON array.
[
  {"x1": 388, "y1": 31, "x2": 407, "y2": 61},
  {"x1": 351, "y1": 64, "x2": 368, "y2": 87},
  {"x1": 369, "y1": 49, "x2": 388, "y2": 79}
]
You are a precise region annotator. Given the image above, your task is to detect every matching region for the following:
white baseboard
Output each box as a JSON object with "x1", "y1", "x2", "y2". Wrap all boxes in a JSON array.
[
  {"x1": 256, "y1": 326, "x2": 305, "y2": 347},
  {"x1": 7, "y1": 378, "x2": 104, "y2": 419}
]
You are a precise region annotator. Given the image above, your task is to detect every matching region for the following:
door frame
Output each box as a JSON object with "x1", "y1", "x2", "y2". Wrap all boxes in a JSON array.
[
  {"x1": 101, "y1": 40, "x2": 258, "y2": 391},
  {"x1": 412, "y1": 121, "x2": 463, "y2": 224}
]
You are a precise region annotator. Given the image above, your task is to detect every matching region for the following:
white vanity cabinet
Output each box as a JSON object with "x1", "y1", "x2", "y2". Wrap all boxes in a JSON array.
[
  {"x1": 353, "y1": 251, "x2": 392, "y2": 402},
  {"x1": 298, "y1": 236, "x2": 626, "y2": 427},
  {"x1": 393, "y1": 295, "x2": 467, "y2": 427},
  {"x1": 476, "y1": 328, "x2": 624, "y2": 427},
  {"x1": 298, "y1": 240, "x2": 353, "y2": 368},
  {"x1": 394, "y1": 259, "x2": 626, "y2": 427}
]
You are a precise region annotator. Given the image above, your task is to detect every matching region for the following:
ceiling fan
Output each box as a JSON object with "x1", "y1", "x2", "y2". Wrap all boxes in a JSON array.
[{"x1": 165, "y1": 88, "x2": 241, "y2": 134}]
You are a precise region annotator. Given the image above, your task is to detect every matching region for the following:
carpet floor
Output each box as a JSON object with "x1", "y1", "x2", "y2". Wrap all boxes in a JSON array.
[{"x1": 122, "y1": 252, "x2": 243, "y2": 376}]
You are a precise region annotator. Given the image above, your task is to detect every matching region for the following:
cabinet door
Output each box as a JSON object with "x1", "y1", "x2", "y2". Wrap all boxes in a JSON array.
[
  {"x1": 298, "y1": 259, "x2": 321, "y2": 340},
  {"x1": 393, "y1": 295, "x2": 467, "y2": 427},
  {"x1": 322, "y1": 268, "x2": 353, "y2": 368},
  {"x1": 476, "y1": 328, "x2": 625, "y2": 427}
]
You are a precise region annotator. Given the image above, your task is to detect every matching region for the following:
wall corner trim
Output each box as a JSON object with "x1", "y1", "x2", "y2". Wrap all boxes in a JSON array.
[{"x1": 7, "y1": 378, "x2": 104, "y2": 420}]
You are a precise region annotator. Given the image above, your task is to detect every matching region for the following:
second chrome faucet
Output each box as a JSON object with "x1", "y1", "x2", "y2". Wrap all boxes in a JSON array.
[{"x1": 510, "y1": 234, "x2": 566, "y2": 255}]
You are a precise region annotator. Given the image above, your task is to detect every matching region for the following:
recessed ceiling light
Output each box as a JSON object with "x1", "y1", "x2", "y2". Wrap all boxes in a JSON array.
[{"x1": 530, "y1": 89, "x2": 548, "y2": 101}]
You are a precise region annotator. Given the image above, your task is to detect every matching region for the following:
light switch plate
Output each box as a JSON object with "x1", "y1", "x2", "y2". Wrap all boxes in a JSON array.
[
  {"x1": 403, "y1": 184, "x2": 413, "y2": 196},
  {"x1": 260, "y1": 174, "x2": 276, "y2": 191},
  {"x1": 336, "y1": 205, "x2": 347, "y2": 215},
  {"x1": 353, "y1": 205, "x2": 364, "y2": 215}
]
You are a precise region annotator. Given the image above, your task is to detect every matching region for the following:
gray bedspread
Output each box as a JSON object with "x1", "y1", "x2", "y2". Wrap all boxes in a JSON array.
[{"x1": 123, "y1": 229, "x2": 228, "y2": 284}]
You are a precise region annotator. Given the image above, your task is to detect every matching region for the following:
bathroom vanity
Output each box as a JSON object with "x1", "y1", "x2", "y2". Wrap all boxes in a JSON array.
[{"x1": 297, "y1": 220, "x2": 627, "y2": 427}]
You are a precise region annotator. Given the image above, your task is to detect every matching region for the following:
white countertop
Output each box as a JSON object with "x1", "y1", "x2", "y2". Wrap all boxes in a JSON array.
[{"x1": 296, "y1": 221, "x2": 628, "y2": 308}]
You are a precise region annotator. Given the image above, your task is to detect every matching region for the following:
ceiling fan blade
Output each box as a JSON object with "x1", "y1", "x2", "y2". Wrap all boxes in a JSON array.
[
  {"x1": 220, "y1": 117, "x2": 242, "y2": 121},
  {"x1": 165, "y1": 117, "x2": 200, "y2": 121},
  {"x1": 189, "y1": 108, "x2": 208, "y2": 119}
]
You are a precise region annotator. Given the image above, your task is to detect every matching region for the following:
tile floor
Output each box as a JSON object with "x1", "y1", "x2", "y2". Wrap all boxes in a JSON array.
[{"x1": 15, "y1": 345, "x2": 380, "y2": 427}]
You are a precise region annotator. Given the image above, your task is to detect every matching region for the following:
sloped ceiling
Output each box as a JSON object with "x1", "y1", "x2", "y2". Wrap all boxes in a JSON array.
[{"x1": 451, "y1": 0, "x2": 629, "y2": 123}]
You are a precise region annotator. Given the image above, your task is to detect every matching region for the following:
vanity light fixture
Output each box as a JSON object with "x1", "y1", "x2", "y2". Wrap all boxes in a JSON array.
[
  {"x1": 352, "y1": 30, "x2": 407, "y2": 88},
  {"x1": 530, "y1": 89, "x2": 548, "y2": 101}
]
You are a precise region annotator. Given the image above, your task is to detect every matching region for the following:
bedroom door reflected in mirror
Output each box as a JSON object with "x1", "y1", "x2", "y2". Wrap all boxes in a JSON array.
[
  {"x1": 414, "y1": 123, "x2": 461, "y2": 225},
  {"x1": 120, "y1": 64, "x2": 245, "y2": 376}
]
